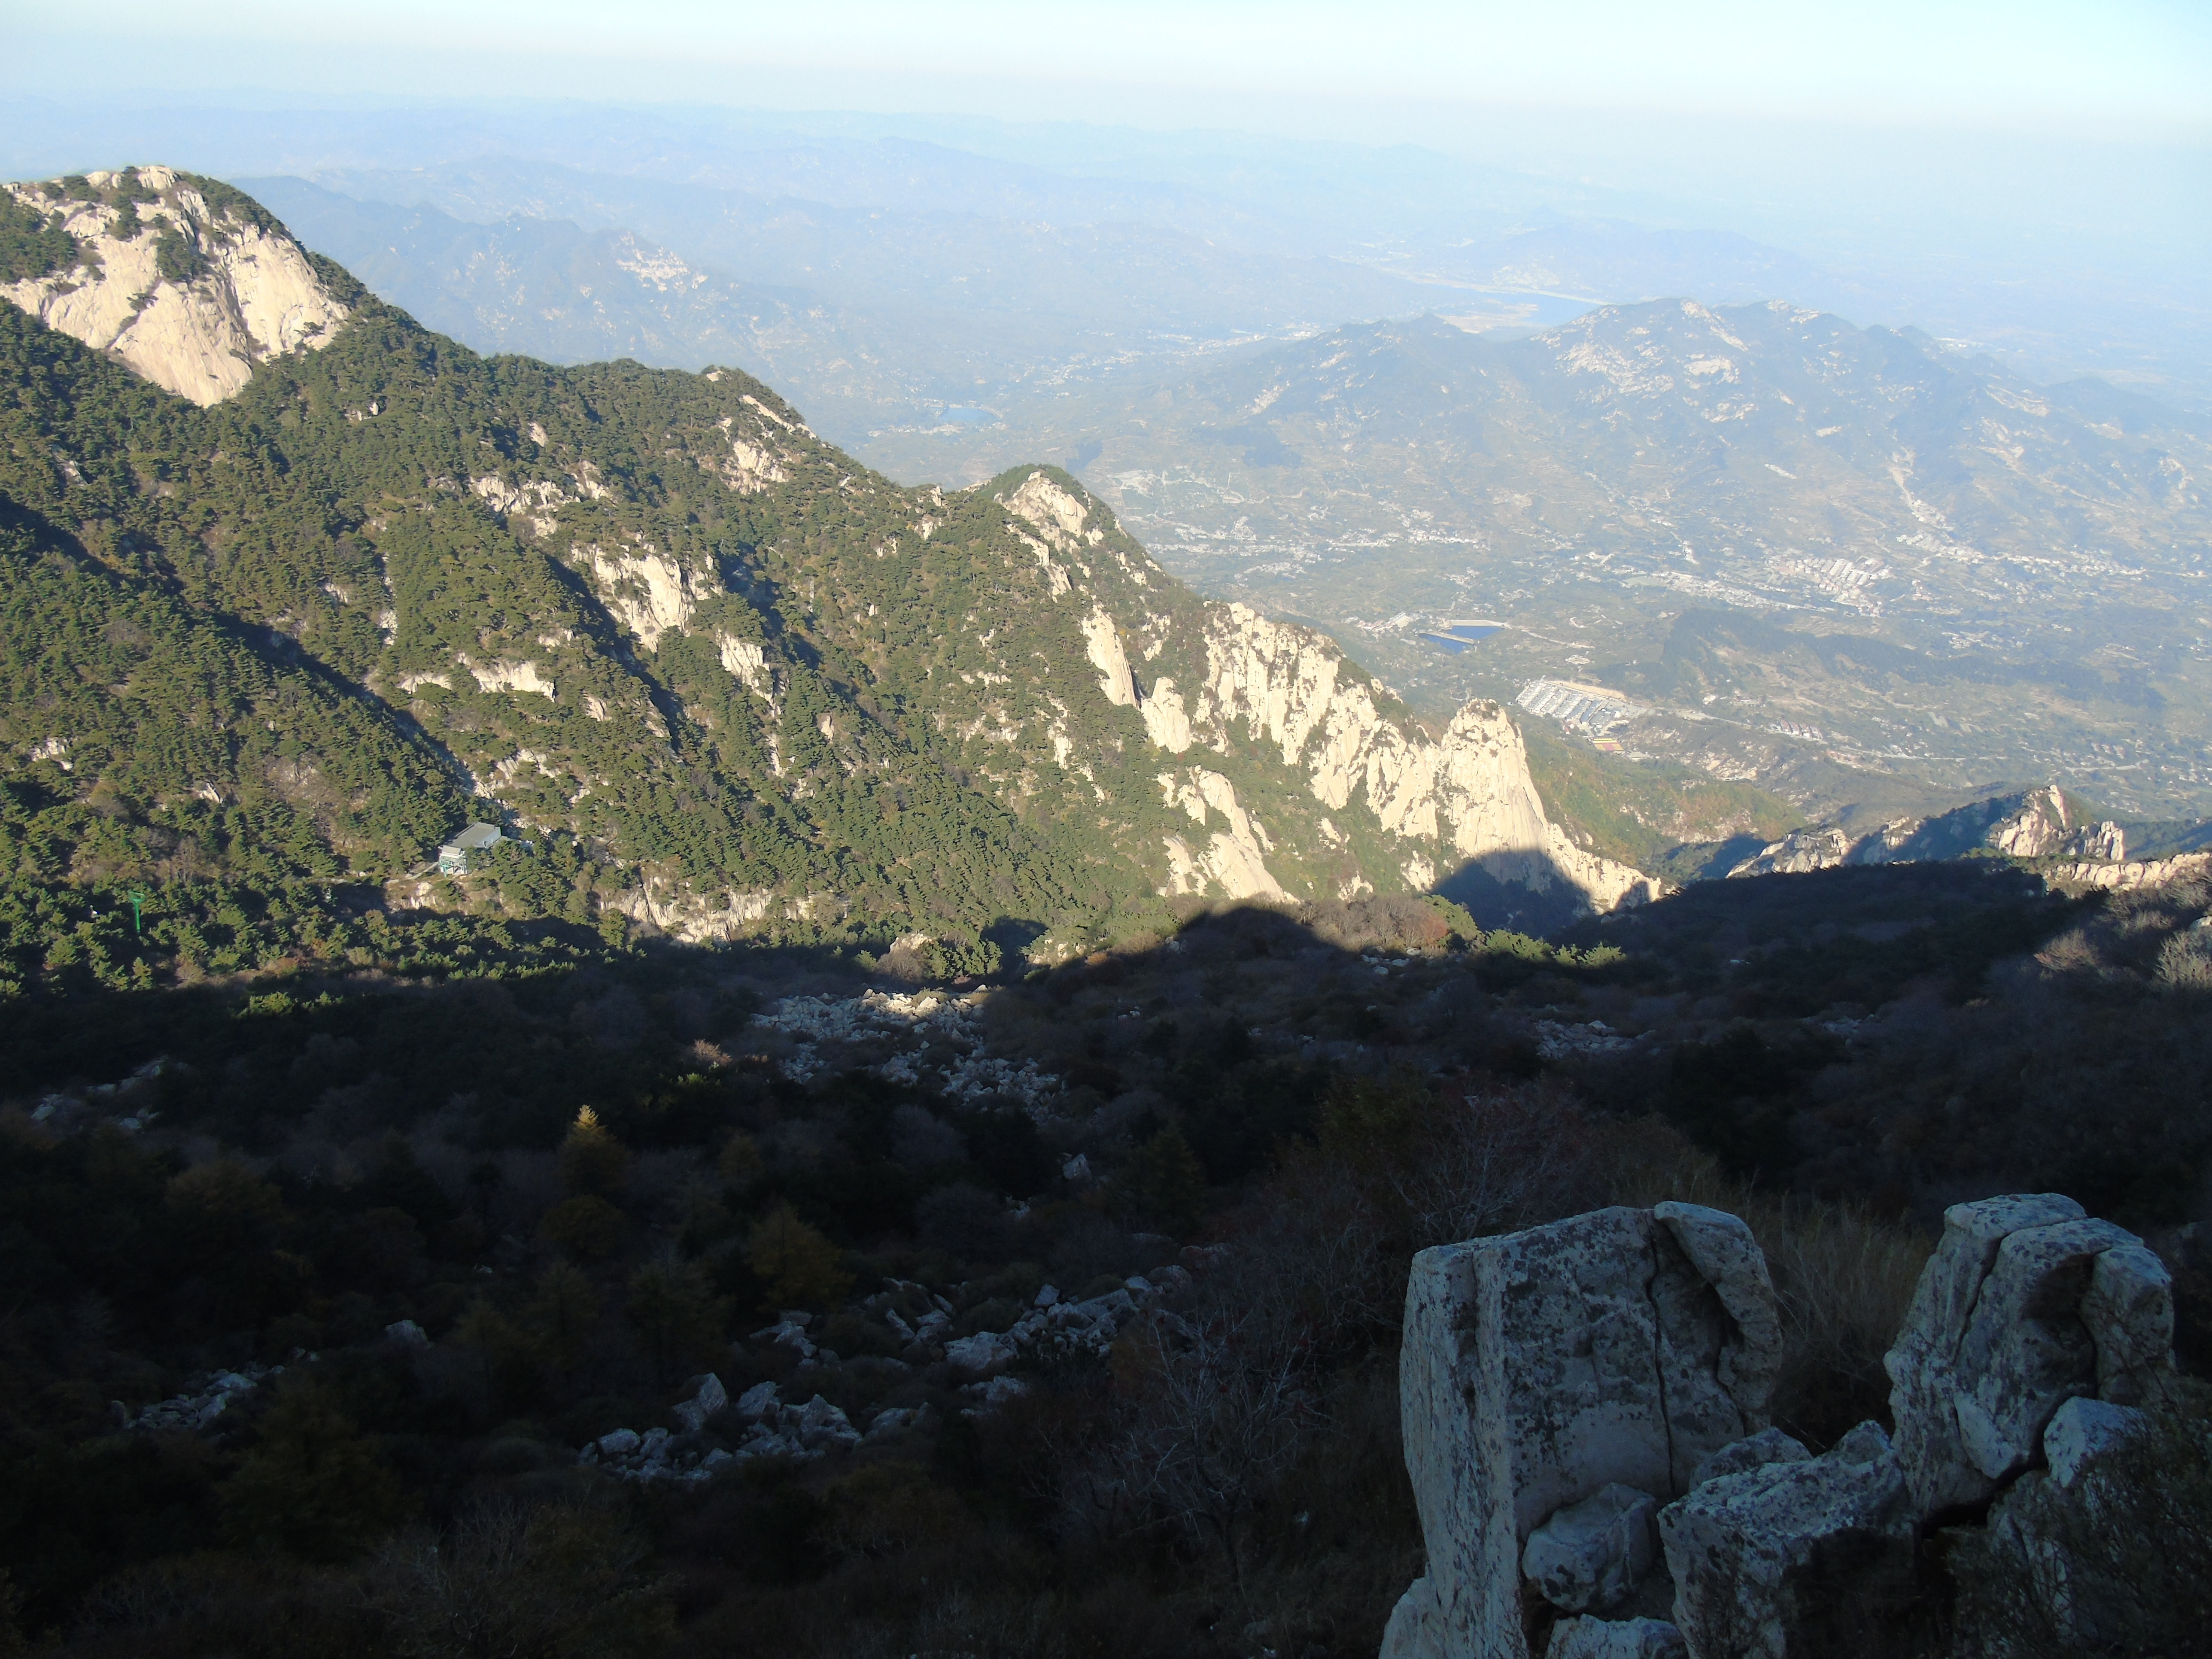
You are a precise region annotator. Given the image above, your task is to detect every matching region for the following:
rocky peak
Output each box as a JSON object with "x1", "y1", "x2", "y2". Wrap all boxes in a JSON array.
[
  {"x1": 1730, "y1": 783, "x2": 2130, "y2": 878},
  {"x1": 0, "y1": 164, "x2": 348, "y2": 405}
]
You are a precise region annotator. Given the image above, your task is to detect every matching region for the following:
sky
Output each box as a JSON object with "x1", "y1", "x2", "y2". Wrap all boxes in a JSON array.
[{"x1": 7, "y1": 0, "x2": 2209, "y2": 144}]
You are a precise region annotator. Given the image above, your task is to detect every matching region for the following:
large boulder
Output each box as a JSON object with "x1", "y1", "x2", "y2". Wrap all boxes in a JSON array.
[
  {"x1": 1385, "y1": 1204, "x2": 1781, "y2": 1659},
  {"x1": 1657, "y1": 1422, "x2": 1917, "y2": 1659},
  {"x1": 1690, "y1": 1428, "x2": 1810, "y2": 1489},
  {"x1": 1522, "y1": 1484, "x2": 1660, "y2": 1613},
  {"x1": 1953, "y1": 1396, "x2": 2158, "y2": 1653},
  {"x1": 1885, "y1": 1194, "x2": 2177, "y2": 1515},
  {"x1": 671, "y1": 1372, "x2": 728, "y2": 1434}
]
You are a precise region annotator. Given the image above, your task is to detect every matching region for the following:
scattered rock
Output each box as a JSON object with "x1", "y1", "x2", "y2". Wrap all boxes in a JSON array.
[
  {"x1": 383, "y1": 1319, "x2": 429, "y2": 1347},
  {"x1": 944, "y1": 1330, "x2": 1018, "y2": 1377},
  {"x1": 122, "y1": 1364, "x2": 279, "y2": 1433},
  {"x1": 735, "y1": 1379, "x2": 780, "y2": 1421},
  {"x1": 797, "y1": 1394, "x2": 860, "y2": 1450},
  {"x1": 1534, "y1": 1020, "x2": 1637, "y2": 1060},
  {"x1": 866, "y1": 1406, "x2": 916, "y2": 1439},
  {"x1": 961, "y1": 1375, "x2": 1031, "y2": 1416},
  {"x1": 751, "y1": 1318, "x2": 817, "y2": 1360}
]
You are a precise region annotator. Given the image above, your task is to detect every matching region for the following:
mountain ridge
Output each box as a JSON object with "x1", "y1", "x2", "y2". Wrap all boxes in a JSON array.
[{"x1": 0, "y1": 166, "x2": 1654, "y2": 994}]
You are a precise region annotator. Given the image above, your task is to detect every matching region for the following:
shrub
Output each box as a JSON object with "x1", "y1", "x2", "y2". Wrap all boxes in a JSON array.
[
  {"x1": 625, "y1": 1260, "x2": 728, "y2": 1382},
  {"x1": 717, "y1": 1129, "x2": 765, "y2": 1190},
  {"x1": 557, "y1": 1106, "x2": 630, "y2": 1197},
  {"x1": 917, "y1": 1181, "x2": 1012, "y2": 1265},
  {"x1": 539, "y1": 1195, "x2": 627, "y2": 1261},
  {"x1": 219, "y1": 1381, "x2": 410, "y2": 1563},
  {"x1": 745, "y1": 1202, "x2": 851, "y2": 1312},
  {"x1": 1109, "y1": 1122, "x2": 1205, "y2": 1234},
  {"x1": 364, "y1": 1500, "x2": 674, "y2": 1659},
  {"x1": 1948, "y1": 1382, "x2": 2212, "y2": 1657}
]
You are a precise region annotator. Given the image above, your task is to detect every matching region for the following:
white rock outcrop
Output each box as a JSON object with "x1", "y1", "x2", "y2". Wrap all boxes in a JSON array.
[
  {"x1": 1730, "y1": 784, "x2": 2134, "y2": 881},
  {"x1": 583, "y1": 543, "x2": 694, "y2": 647},
  {"x1": 2, "y1": 167, "x2": 348, "y2": 405},
  {"x1": 1139, "y1": 677, "x2": 1194, "y2": 752},
  {"x1": 1384, "y1": 1202, "x2": 1780, "y2": 1659},
  {"x1": 719, "y1": 635, "x2": 768, "y2": 689},
  {"x1": 1004, "y1": 471, "x2": 1096, "y2": 551},
  {"x1": 1159, "y1": 768, "x2": 1289, "y2": 901},
  {"x1": 1080, "y1": 606, "x2": 1138, "y2": 707},
  {"x1": 988, "y1": 471, "x2": 1660, "y2": 915},
  {"x1": 1188, "y1": 606, "x2": 1656, "y2": 912},
  {"x1": 1883, "y1": 1192, "x2": 2176, "y2": 1516},
  {"x1": 462, "y1": 657, "x2": 556, "y2": 698}
]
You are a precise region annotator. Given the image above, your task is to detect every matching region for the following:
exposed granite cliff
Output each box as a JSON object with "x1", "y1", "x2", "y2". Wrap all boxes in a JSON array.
[
  {"x1": 1167, "y1": 601, "x2": 1656, "y2": 911},
  {"x1": 2, "y1": 166, "x2": 348, "y2": 405}
]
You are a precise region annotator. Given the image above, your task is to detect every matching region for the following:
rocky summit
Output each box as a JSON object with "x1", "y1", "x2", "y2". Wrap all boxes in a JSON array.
[{"x1": 2, "y1": 167, "x2": 349, "y2": 405}]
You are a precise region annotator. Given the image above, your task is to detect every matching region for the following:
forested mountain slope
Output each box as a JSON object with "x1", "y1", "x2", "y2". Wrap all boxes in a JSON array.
[{"x1": 0, "y1": 167, "x2": 1648, "y2": 993}]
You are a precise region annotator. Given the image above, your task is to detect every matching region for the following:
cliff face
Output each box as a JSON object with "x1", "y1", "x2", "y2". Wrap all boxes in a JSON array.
[
  {"x1": 1, "y1": 167, "x2": 348, "y2": 406},
  {"x1": 1170, "y1": 602, "x2": 1655, "y2": 910}
]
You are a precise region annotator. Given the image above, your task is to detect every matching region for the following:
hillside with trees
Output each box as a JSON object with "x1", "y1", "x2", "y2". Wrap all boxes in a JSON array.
[{"x1": 1, "y1": 167, "x2": 1653, "y2": 1000}]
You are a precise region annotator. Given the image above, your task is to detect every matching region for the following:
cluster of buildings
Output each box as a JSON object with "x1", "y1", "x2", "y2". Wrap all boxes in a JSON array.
[{"x1": 1514, "y1": 678, "x2": 1646, "y2": 732}]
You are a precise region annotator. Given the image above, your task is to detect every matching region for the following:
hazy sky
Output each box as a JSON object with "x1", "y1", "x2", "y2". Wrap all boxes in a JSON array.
[{"x1": 8, "y1": 0, "x2": 2209, "y2": 142}]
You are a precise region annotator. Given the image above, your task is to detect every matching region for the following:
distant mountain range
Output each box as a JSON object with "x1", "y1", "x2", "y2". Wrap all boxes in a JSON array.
[{"x1": 236, "y1": 163, "x2": 1454, "y2": 443}]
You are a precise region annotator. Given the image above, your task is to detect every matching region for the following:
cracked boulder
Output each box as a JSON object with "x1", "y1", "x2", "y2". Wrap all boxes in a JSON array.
[
  {"x1": 1884, "y1": 1193, "x2": 2177, "y2": 1516},
  {"x1": 1382, "y1": 1203, "x2": 1780, "y2": 1659},
  {"x1": 1522, "y1": 1483, "x2": 1661, "y2": 1613},
  {"x1": 1657, "y1": 1422, "x2": 1917, "y2": 1659}
]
